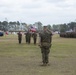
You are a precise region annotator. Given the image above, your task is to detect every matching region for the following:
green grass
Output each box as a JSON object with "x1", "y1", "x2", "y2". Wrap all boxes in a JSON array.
[{"x1": 0, "y1": 34, "x2": 76, "y2": 75}]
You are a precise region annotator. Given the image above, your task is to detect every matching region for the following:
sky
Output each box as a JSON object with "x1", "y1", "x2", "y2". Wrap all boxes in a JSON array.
[{"x1": 0, "y1": 0, "x2": 76, "y2": 25}]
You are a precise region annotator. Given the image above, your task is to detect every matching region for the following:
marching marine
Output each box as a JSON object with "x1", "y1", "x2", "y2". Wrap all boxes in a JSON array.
[
  {"x1": 18, "y1": 31, "x2": 22, "y2": 44},
  {"x1": 32, "y1": 32, "x2": 37, "y2": 45}
]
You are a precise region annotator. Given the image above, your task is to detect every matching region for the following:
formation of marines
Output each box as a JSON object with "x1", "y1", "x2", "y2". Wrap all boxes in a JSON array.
[
  {"x1": 60, "y1": 32, "x2": 76, "y2": 38},
  {"x1": 17, "y1": 26, "x2": 52, "y2": 66},
  {"x1": 17, "y1": 31, "x2": 37, "y2": 44}
]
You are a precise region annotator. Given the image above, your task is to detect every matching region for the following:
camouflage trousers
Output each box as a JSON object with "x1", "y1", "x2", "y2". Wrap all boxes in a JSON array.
[{"x1": 41, "y1": 47, "x2": 50, "y2": 64}]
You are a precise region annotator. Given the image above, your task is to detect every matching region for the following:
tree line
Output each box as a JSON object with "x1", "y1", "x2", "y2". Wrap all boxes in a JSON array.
[
  {"x1": 0, "y1": 21, "x2": 76, "y2": 33},
  {"x1": 52, "y1": 22, "x2": 76, "y2": 32}
]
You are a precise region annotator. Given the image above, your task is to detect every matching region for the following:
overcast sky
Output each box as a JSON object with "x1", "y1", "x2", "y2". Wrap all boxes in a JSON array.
[{"x1": 0, "y1": 0, "x2": 76, "y2": 25}]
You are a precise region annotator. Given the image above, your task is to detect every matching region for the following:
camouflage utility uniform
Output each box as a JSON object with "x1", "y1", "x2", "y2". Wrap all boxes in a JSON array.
[
  {"x1": 32, "y1": 32, "x2": 37, "y2": 44},
  {"x1": 18, "y1": 31, "x2": 22, "y2": 44},
  {"x1": 25, "y1": 31, "x2": 31, "y2": 44},
  {"x1": 39, "y1": 26, "x2": 52, "y2": 65}
]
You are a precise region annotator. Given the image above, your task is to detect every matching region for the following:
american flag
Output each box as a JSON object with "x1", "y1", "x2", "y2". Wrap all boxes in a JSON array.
[{"x1": 30, "y1": 26, "x2": 36, "y2": 32}]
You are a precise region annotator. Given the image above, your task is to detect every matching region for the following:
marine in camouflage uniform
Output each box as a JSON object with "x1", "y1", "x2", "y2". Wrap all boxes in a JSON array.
[
  {"x1": 32, "y1": 32, "x2": 37, "y2": 45},
  {"x1": 25, "y1": 31, "x2": 31, "y2": 44},
  {"x1": 18, "y1": 31, "x2": 22, "y2": 44},
  {"x1": 39, "y1": 26, "x2": 52, "y2": 66}
]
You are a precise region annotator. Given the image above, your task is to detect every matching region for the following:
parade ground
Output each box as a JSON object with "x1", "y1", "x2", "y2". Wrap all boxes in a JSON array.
[{"x1": 0, "y1": 34, "x2": 76, "y2": 75}]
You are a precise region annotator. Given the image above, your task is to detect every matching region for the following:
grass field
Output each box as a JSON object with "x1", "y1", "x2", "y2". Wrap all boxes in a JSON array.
[{"x1": 0, "y1": 34, "x2": 76, "y2": 75}]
